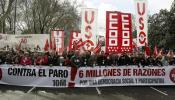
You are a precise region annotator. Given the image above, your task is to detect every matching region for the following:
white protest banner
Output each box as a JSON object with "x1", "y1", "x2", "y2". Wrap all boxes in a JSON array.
[
  {"x1": 135, "y1": 0, "x2": 148, "y2": 47},
  {"x1": 69, "y1": 31, "x2": 81, "y2": 50},
  {"x1": 106, "y1": 11, "x2": 132, "y2": 53},
  {"x1": 1, "y1": 65, "x2": 175, "y2": 88},
  {"x1": 75, "y1": 67, "x2": 174, "y2": 87},
  {"x1": 81, "y1": 8, "x2": 98, "y2": 51},
  {"x1": 51, "y1": 30, "x2": 64, "y2": 54},
  {"x1": 0, "y1": 65, "x2": 71, "y2": 87},
  {"x1": 0, "y1": 34, "x2": 50, "y2": 51}
]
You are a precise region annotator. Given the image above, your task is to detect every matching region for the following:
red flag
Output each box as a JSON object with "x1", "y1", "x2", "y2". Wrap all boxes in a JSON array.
[
  {"x1": 144, "y1": 43, "x2": 151, "y2": 57},
  {"x1": 69, "y1": 31, "x2": 81, "y2": 50},
  {"x1": 44, "y1": 39, "x2": 49, "y2": 51},
  {"x1": 153, "y1": 45, "x2": 158, "y2": 57},
  {"x1": 72, "y1": 39, "x2": 83, "y2": 50},
  {"x1": 93, "y1": 40, "x2": 102, "y2": 54},
  {"x1": 72, "y1": 41, "x2": 77, "y2": 50},
  {"x1": 132, "y1": 40, "x2": 139, "y2": 53},
  {"x1": 77, "y1": 39, "x2": 83, "y2": 49},
  {"x1": 53, "y1": 38, "x2": 56, "y2": 51}
]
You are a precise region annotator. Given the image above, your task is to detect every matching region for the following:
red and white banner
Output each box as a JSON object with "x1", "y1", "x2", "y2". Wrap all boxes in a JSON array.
[
  {"x1": 81, "y1": 8, "x2": 98, "y2": 51},
  {"x1": 0, "y1": 34, "x2": 49, "y2": 51},
  {"x1": 51, "y1": 30, "x2": 64, "y2": 53},
  {"x1": 135, "y1": 0, "x2": 148, "y2": 47},
  {"x1": 1, "y1": 65, "x2": 175, "y2": 87},
  {"x1": 106, "y1": 11, "x2": 132, "y2": 53},
  {"x1": 69, "y1": 31, "x2": 81, "y2": 50}
]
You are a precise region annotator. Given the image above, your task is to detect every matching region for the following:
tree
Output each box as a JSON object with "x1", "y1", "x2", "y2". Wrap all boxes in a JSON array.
[
  {"x1": 0, "y1": 0, "x2": 15, "y2": 33},
  {"x1": 148, "y1": 9, "x2": 175, "y2": 49},
  {"x1": 17, "y1": 0, "x2": 80, "y2": 34},
  {"x1": 168, "y1": 0, "x2": 175, "y2": 49}
]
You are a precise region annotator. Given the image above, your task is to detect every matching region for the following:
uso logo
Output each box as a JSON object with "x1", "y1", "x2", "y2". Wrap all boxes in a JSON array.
[
  {"x1": 0, "y1": 68, "x2": 2, "y2": 80},
  {"x1": 170, "y1": 68, "x2": 175, "y2": 83}
]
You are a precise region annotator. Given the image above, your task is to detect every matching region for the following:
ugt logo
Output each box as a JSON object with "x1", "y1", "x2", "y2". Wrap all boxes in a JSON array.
[{"x1": 0, "y1": 68, "x2": 2, "y2": 80}]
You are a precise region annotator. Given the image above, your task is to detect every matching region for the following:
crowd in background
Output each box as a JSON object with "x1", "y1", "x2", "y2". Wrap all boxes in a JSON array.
[{"x1": 0, "y1": 47, "x2": 175, "y2": 67}]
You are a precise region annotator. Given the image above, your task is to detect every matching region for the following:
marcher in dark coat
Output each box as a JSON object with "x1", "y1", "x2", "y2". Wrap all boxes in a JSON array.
[
  {"x1": 137, "y1": 54, "x2": 147, "y2": 67},
  {"x1": 70, "y1": 50, "x2": 81, "y2": 68},
  {"x1": 80, "y1": 52, "x2": 88, "y2": 67},
  {"x1": 118, "y1": 52, "x2": 130, "y2": 66},
  {"x1": 130, "y1": 54, "x2": 139, "y2": 66},
  {"x1": 147, "y1": 55, "x2": 156, "y2": 66},
  {"x1": 109, "y1": 53, "x2": 119, "y2": 66},
  {"x1": 96, "y1": 51, "x2": 107, "y2": 66}
]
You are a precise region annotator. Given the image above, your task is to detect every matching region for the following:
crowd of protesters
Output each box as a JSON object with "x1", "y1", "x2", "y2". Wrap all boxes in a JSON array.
[{"x1": 0, "y1": 47, "x2": 175, "y2": 68}]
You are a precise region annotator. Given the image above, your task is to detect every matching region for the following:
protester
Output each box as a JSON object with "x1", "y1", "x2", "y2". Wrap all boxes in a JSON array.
[
  {"x1": 0, "y1": 46, "x2": 174, "y2": 67},
  {"x1": 70, "y1": 50, "x2": 81, "y2": 67},
  {"x1": 80, "y1": 51, "x2": 91, "y2": 67},
  {"x1": 147, "y1": 55, "x2": 155, "y2": 66},
  {"x1": 118, "y1": 52, "x2": 130, "y2": 66},
  {"x1": 20, "y1": 52, "x2": 32, "y2": 65},
  {"x1": 96, "y1": 51, "x2": 106, "y2": 66},
  {"x1": 80, "y1": 52, "x2": 88, "y2": 66},
  {"x1": 12, "y1": 53, "x2": 21, "y2": 64},
  {"x1": 130, "y1": 54, "x2": 139, "y2": 66},
  {"x1": 48, "y1": 51, "x2": 59, "y2": 66}
]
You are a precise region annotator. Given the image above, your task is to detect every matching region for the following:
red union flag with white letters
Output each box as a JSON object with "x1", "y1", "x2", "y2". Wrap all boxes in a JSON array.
[
  {"x1": 106, "y1": 11, "x2": 132, "y2": 53},
  {"x1": 69, "y1": 31, "x2": 81, "y2": 50},
  {"x1": 81, "y1": 8, "x2": 97, "y2": 51},
  {"x1": 135, "y1": 0, "x2": 148, "y2": 47},
  {"x1": 51, "y1": 30, "x2": 64, "y2": 53}
]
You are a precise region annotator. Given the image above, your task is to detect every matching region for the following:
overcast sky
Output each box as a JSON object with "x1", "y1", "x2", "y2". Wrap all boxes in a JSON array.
[{"x1": 73, "y1": 0, "x2": 174, "y2": 36}]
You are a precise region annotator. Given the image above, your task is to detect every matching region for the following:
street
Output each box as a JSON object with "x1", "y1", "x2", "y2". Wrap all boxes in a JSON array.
[{"x1": 0, "y1": 85, "x2": 175, "y2": 100}]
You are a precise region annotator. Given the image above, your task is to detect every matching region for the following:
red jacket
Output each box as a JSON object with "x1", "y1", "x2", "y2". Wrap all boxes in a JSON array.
[
  {"x1": 43, "y1": 56, "x2": 48, "y2": 65},
  {"x1": 20, "y1": 56, "x2": 32, "y2": 65},
  {"x1": 35, "y1": 56, "x2": 48, "y2": 65}
]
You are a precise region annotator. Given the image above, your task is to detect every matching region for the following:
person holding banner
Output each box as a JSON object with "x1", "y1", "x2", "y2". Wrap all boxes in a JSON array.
[
  {"x1": 88, "y1": 53, "x2": 97, "y2": 67},
  {"x1": 109, "y1": 53, "x2": 119, "y2": 66},
  {"x1": 130, "y1": 54, "x2": 139, "y2": 66},
  {"x1": 48, "y1": 52, "x2": 59, "y2": 66},
  {"x1": 70, "y1": 50, "x2": 81, "y2": 68},
  {"x1": 5, "y1": 52, "x2": 13, "y2": 64},
  {"x1": 20, "y1": 52, "x2": 32, "y2": 66},
  {"x1": 80, "y1": 51, "x2": 91, "y2": 67},
  {"x1": 80, "y1": 52, "x2": 88, "y2": 67},
  {"x1": 96, "y1": 51, "x2": 107, "y2": 66},
  {"x1": 35, "y1": 53, "x2": 49, "y2": 65},
  {"x1": 146, "y1": 55, "x2": 156, "y2": 66},
  {"x1": 12, "y1": 52, "x2": 21, "y2": 65},
  {"x1": 118, "y1": 52, "x2": 130, "y2": 66},
  {"x1": 0, "y1": 52, "x2": 5, "y2": 64},
  {"x1": 137, "y1": 53, "x2": 147, "y2": 67}
]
